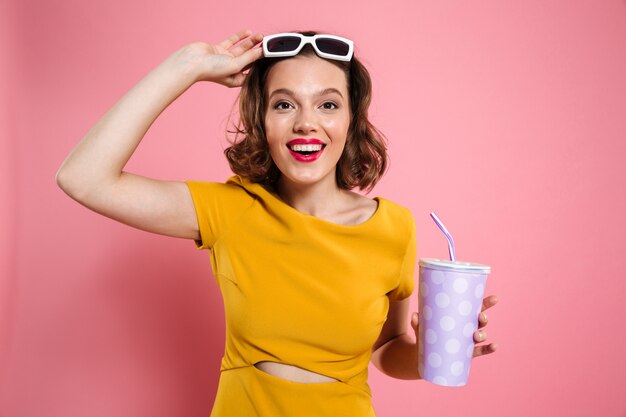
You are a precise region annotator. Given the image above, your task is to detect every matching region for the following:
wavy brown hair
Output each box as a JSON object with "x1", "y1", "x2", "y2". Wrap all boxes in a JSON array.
[{"x1": 225, "y1": 31, "x2": 388, "y2": 192}]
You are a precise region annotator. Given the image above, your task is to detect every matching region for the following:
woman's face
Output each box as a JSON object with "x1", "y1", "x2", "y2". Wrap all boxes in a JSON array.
[{"x1": 263, "y1": 54, "x2": 351, "y2": 189}]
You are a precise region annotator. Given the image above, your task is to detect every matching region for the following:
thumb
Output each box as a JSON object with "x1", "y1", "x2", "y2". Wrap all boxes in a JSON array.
[
  {"x1": 225, "y1": 72, "x2": 246, "y2": 88},
  {"x1": 410, "y1": 312, "x2": 419, "y2": 333}
]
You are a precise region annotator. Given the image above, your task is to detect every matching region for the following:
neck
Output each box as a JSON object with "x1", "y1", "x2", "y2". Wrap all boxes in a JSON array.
[{"x1": 276, "y1": 175, "x2": 343, "y2": 217}]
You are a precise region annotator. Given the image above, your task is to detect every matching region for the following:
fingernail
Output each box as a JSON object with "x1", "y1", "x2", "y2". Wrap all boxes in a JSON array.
[{"x1": 482, "y1": 313, "x2": 487, "y2": 321}]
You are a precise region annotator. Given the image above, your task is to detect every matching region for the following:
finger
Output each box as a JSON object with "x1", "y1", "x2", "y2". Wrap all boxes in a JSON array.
[
  {"x1": 232, "y1": 45, "x2": 264, "y2": 71},
  {"x1": 481, "y1": 295, "x2": 499, "y2": 312},
  {"x1": 473, "y1": 329, "x2": 487, "y2": 343},
  {"x1": 478, "y1": 311, "x2": 488, "y2": 329},
  {"x1": 473, "y1": 343, "x2": 497, "y2": 358},
  {"x1": 219, "y1": 29, "x2": 253, "y2": 50},
  {"x1": 222, "y1": 46, "x2": 263, "y2": 88},
  {"x1": 229, "y1": 33, "x2": 263, "y2": 56}
]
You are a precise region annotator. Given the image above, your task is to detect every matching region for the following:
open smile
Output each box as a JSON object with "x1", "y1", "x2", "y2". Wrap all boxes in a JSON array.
[{"x1": 286, "y1": 139, "x2": 327, "y2": 162}]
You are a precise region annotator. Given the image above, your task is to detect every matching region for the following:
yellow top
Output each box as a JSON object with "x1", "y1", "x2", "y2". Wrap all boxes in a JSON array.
[{"x1": 185, "y1": 175, "x2": 416, "y2": 397}]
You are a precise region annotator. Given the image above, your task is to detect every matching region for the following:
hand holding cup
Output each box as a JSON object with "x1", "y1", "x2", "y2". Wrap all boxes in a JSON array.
[{"x1": 416, "y1": 259, "x2": 496, "y2": 386}]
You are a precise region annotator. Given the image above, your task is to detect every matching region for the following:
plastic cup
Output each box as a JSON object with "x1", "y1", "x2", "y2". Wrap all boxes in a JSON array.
[{"x1": 417, "y1": 258, "x2": 491, "y2": 387}]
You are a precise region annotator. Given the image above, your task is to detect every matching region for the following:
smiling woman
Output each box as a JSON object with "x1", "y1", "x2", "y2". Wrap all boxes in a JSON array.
[
  {"x1": 55, "y1": 29, "x2": 498, "y2": 416},
  {"x1": 263, "y1": 54, "x2": 351, "y2": 190},
  {"x1": 226, "y1": 33, "x2": 388, "y2": 192}
]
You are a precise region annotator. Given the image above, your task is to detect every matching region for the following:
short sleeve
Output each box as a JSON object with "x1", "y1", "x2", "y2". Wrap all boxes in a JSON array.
[
  {"x1": 388, "y1": 210, "x2": 417, "y2": 301},
  {"x1": 185, "y1": 179, "x2": 255, "y2": 250}
]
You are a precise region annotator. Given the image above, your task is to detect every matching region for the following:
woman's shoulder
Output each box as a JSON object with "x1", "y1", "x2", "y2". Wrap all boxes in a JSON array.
[
  {"x1": 185, "y1": 175, "x2": 258, "y2": 206},
  {"x1": 376, "y1": 195, "x2": 413, "y2": 218},
  {"x1": 373, "y1": 195, "x2": 415, "y2": 236}
]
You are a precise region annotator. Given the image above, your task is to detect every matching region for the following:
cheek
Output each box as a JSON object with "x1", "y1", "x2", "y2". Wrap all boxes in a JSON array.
[
  {"x1": 322, "y1": 116, "x2": 350, "y2": 139},
  {"x1": 263, "y1": 118, "x2": 288, "y2": 158},
  {"x1": 263, "y1": 117, "x2": 278, "y2": 145},
  {"x1": 264, "y1": 115, "x2": 289, "y2": 139}
]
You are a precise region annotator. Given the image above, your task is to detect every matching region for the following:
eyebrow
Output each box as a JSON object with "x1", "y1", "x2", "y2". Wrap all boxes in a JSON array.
[{"x1": 268, "y1": 88, "x2": 345, "y2": 99}]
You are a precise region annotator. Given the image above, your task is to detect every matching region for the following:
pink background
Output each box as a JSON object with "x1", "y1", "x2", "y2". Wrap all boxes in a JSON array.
[{"x1": 2, "y1": 0, "x2": 626, "y2": 416}]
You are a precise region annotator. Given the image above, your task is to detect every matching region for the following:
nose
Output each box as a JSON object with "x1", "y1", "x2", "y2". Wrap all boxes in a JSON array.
[{"x1": 292, "y1": 107, "x2": 318, "y2": 134}]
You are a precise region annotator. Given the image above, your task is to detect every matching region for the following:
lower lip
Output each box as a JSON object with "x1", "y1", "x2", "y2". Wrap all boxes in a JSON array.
[{"x1": 288, "y1": 147, "x2": 325, "y2": 162}]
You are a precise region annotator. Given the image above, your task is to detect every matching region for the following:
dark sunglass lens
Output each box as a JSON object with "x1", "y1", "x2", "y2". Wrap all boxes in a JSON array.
[
  {"x1": 315, "y1": 38, "x2": 350, "y2": 56},
  {"x1": 267, "y1": 36, "x2": 302, "y2": 53}
]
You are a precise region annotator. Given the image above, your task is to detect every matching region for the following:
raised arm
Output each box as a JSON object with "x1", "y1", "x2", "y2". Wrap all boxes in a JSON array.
[{"x1": 56, "y1": 30, "x2": 263, "y2": 239}]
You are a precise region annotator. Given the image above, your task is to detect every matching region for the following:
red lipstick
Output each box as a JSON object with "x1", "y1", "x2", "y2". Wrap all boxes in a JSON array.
[{"x1": 286, "y1": 138, "x2": 326, "y2": 163}]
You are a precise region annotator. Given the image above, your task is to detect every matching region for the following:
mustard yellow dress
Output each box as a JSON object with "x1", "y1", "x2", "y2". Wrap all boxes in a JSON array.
[{"x1": 185, "y1": 176, "x2": 416, "y2": 416}]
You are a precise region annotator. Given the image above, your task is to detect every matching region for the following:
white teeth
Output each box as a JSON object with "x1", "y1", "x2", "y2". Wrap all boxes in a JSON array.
[{"x1": 290, "y1": 144, "x2": 323, "y2": 152}]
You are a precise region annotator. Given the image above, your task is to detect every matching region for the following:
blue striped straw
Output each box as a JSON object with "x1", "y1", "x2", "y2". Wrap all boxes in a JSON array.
[{"x1": 430, "y1": 212, "x2": 457, "y2": 262}]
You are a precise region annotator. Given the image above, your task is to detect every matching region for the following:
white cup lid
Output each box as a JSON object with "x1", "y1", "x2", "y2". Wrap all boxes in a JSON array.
[{"x1": 419, "y1": 258, "x2": 491, "y2": 273}]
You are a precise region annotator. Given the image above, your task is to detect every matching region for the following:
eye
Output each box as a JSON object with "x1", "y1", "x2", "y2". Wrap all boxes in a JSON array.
[
  {"x1": 321, "y1": 101, "x2": 338, "y2": 110},
  {"x1": 273, "y1": 101, "x2": 293, "y2": 110}
]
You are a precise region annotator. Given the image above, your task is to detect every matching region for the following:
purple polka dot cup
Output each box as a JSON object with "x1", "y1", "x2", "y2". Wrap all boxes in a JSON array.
[{"x1": 417, "y1": 258, "x2": 491, "y2": 387}]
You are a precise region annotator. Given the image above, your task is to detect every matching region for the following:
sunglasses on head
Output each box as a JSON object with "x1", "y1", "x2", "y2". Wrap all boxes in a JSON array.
[{"x1": 262, "y1": 33, "x2": 354, "y2": 62}]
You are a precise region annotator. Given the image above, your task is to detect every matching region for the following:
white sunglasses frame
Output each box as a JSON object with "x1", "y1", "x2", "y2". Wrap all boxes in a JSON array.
[{"x1": 262, "y1": 33, "x2": 354, "y2": 62}]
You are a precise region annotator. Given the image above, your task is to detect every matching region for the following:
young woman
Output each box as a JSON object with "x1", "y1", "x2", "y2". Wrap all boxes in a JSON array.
[{"x1": 56, "y1": 30, "x2": 498, "y2": 416}]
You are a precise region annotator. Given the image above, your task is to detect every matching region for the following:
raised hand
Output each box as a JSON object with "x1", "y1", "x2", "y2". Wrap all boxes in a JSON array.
[
  {"x1": 172, "y1": 29, "x2": 264, "y2": 87},
  {"x1": 56, "y1": 30, "x2": 265, "y2": 240}
]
